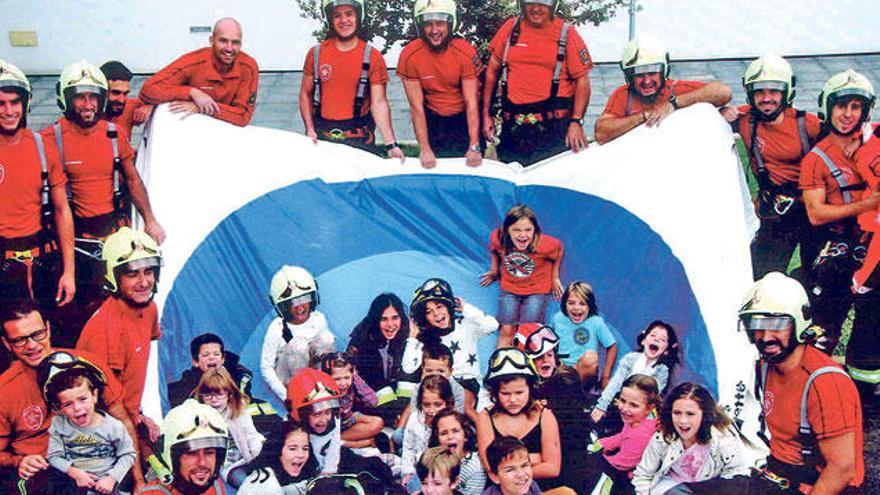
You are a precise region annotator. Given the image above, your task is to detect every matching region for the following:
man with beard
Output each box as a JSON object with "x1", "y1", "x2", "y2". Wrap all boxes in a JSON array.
[
  {"x1": 799, "y1": 70, "x2": 880, "y2": 350},
  {"x1": 299, "y1": 0, "x2": 404, "y2": 160},
  {"x1": 140, "y1": 399, "x2": 230, "y2": 495},
  {"x1": 594, "y1": 35, "x2": 731, "y2": 145},
  {"x1": 0, "y1": 59, "x2": 75, "y2": 352},
  {"x1": 76, "y1": 227, "x2": 162, "y2": 452},
  {"x1": 483, "y1": 0, "x2": 592, "y2": 166},
  {"x1": 398, "y1": 0, "x2": 482, "y2": 168},
  {"x1": 722, "y1": 55, "x2": 821, "y2": 283},
  {"x1": 0, "y1": 300, "x2": 144, "y2": 492},
  {"x1": 141, "y1": 18, "x2": 259, "y2": 127},
  {"x1": 100, "y1": 60, "x2": 153, "y2": 142},
  {"x1": 739, "y1": 272, "x2": 863, "y2": 495},
  {"x1": 40, "y1": 60, "x2": 164, "y2": 348}
]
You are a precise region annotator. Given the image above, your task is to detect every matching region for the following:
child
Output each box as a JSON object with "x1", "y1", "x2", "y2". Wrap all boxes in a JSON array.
[
  {"x1": 398, "y1": 343, "x2": 469, "y2": 429},
  {"x1": 480, "y1": 205, "x2": 564, "y2": 347},
  {"x1": 593, "y1": 320, "x2": 679, "y2": 424},
  {"x1": 429, "y1": 410, "x2": 487, "y2": 495},
  {"x1": 551, "y1": 282, "x2": 619, "y2": 384},
  {"x1": 262, "y1": 265, "x2": 336, "y2": 401},
  {"x1": 416, "y1": 447, "x2": 463, "y2": 495},
  {"x1": 402, "y1": 278, "x2": 498, "y2": 402},
  {"x1": 194, "y1": 367, "x2": 265, "y2": 481},
  {"x1": 476, "y1": 348, "x2": 563, "y2": 491},
  {"x1": 237, "y1": 421, "x2": 319, "y2": 495},
  {"x1": 583, "y1": 374, "x2": 661, "y2": 495},
  {"x1": 632, "y1": 383, "x2": 749, "y2": 495},
  {"x1": 168, "y1": 332, "x2": 257, "y2": 407},
  {"x1": 481, "y1": 436, "x2": 541, "y2": 495},
  {"x1": 43, "y1": 360, "x2": 136, "y2": 495},
  {"x1": 402, "y1": 375, "x2": 457, "y2": 488},
  {"x1": 318, "y1": 351, "x2": 384, "y2": 448}
]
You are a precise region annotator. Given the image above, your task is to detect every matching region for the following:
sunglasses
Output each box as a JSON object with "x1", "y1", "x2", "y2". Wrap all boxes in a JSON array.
[{"x1": 516, "y1": 325, "x2": 559, "y2": 356}]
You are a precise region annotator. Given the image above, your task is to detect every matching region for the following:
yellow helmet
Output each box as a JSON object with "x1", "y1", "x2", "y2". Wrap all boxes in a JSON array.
[
  {"x1": 738, "y1": 272, "x2": 812, "y2": 343},
  {"x1": 157, "y1": 399, "x2": 229, "y2": 483},
  {"x1": 620, "y1": 35, "x2": 670, "y2": 87},
  {"x1": 414, "y1": 0, "x2": 457, "y2": 34},
  {"x1": 817, "y1": 69, "x2": 875, "y2": 125},
  {"x1": 322, "y1": 0, "x2": 366, "y2": 24},
  {"x1": 101, "y1": 226, "x2": 163, "y2": 293},
  {"x1": 0, "y1": 59, "x2": 31, "y2": 114},
  {"x1": 743, "y1": 53, "x2": 795, "y2": 109},
  {"x1": 56, "y1": 60, "x2": 108, "y2": 113}
]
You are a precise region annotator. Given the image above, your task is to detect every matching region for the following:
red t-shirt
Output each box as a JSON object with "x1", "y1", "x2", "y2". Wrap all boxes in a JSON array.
[
  {"x1": 397, "y1": 38, "x2": 481, "y2": 116},
  {"x1": 39, "y1": 117, "x2": 135, "y2": 219},
  {"x1": 762, "y1": 346, "x2": 864, "y2": 486},
  {"x1": 490, "y1": 228, "x2": 562, "y2": 295},
  {"x1": 140, "y1": 47, "x2": 259, "y2": 127},
  {"x1": 488, "y1": 17, "x2": 592, "y2": 105},
  {"x1": 0, "y1": 348, "x2": 123, "y2": 460},
  {"x1": 303, "y1": 39, "x2": 389, "y2": 121},
  {"x1": 0, "y1": 131, "x2": 66, "y2": 239},
  {"x1": 799, "y1": 135, "x2": 864, "y2": 206},
  {"x1": 77, "y1": 296, "x2": 161, "y2": 417},
  {"x1": 602, "y1": 79, "x2": 706, "y2": 118},
  {"x1": 105, "y1": 97, "x2": 144, "y2": 140},
  {"x1": 735, "y1": 107, "x2": 821, "y2": 186}
]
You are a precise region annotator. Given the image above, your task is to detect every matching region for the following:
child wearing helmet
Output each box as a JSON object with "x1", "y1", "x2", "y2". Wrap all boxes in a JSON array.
[
  {"x1": 551, "y1": 281, "x2": 619, "y2": 385},
  {"x1": 480, "y1": 205, "x2": 563, "y2": 348},
  {"x1": 475, "y1": 348, "x2": 564, "y2": 491},
  {"x1": 261, "y1": 265, "x2": 336, "y2": 401},
  {"x1": 41, "y1": 353, "x2": 136, "y2": 494},
  {"x1": 402, "y1": 278, "x2": 498, "y2": 402}
]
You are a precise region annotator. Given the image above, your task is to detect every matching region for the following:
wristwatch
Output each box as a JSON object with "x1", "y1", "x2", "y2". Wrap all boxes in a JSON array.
[
  {"x1": 468, "y1": 144, "x2": 482, "y2": 153},
  {"x1": 669, "y1": 93, "x2": 680, "y2": 110},
  {"x1": 384, "y1": 141, "x2": 399, "y2": 151},
  {"x1": 569, "y1": 117, "x2": 584, "y2": 125}
]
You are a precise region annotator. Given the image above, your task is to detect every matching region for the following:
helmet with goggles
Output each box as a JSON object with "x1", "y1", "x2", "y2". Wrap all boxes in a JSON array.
[
  {"x1": 514, "y1": 323, "x2": 561, "y2": 359},
  {"x1": 37, "y1": 351, "x2": 107, "y2": 412},
  {"x1": 270, "y1": 265, "x2": 320, "y2": 319},
  {"x1": 484, "y1": 347, "x2": 538, "y2": 387},
  {"x1": 738, "y1": 272, "x2": 812, "y2": 343},
  {"x1": 102, "y1": 227, "x2": 163, "y2": 293},
  {"x1": 620, "y1": 35, "x2": 670, "y2": 89}
]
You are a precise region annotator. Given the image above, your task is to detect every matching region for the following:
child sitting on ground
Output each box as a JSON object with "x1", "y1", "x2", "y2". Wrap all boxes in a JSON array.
[
  {"x1": 168, "y1": 332, "x2": 258, "y2": 407},
  {"x1": 416, "y1": 447, "x2": 464, "y2": 495},
  {"x1": 42, "y1": 356, "x2": 136, "y2": 495},
  {"x1": 481, "y1": 436, "x2": 541, "y2": 495},
  {"x1": 551, "y1": 281, "x2": 619, "y2": 385},
  {"x1": 318, "y1": 351, "x2": 384, "y2": 448},
  {"x1": 402, "y1": 375, "x2": 457, "y2": 489},
  {"x1": 429, "y1": 409, "x2": 486, "y2": 495}
]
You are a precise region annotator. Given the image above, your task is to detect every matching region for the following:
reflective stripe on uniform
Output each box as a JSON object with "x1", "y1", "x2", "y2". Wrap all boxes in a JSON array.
[{"x1": 847, "y1": 364, "x2": 880, "y2": 384}]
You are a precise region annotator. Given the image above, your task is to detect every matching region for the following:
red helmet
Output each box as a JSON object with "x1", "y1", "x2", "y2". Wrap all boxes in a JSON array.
[
  {"x1": 514, "y1": 323, "x2": 560, "y2": 358},
  {"x1": 286, "y1": 368, "x2": 340, "y2": 422}
]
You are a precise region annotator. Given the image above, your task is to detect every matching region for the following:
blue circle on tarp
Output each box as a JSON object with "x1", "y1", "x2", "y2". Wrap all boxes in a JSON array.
[{"x1": 160, "y1": 174, "x2": 715, "y2": 412}]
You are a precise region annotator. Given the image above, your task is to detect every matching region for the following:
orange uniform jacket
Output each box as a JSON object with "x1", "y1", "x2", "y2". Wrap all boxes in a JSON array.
[
  {"x1": 140, "y1": 47, "x2": 259, "y2": 127},
  {"x1": 77, "y1": 296, "x2": 161, "y2": 417},
  {"x1": 853, "y1": 128, "x2": 880, "y2": 290},
  {"x1": 0, "y1": 131, "x2": 66, "y2": 239},
  {"x1": 39, "y1": 117, "x2": 135, "y2": 219},
  {"x1": 105, "y1": 97, "x2": 145, "y2": 140},
  {"x1": 735, "y1": 106, "x2": 821, "y2": 186},
  {"x1": 0, "y1": 349, "x2": 123, "y2": 467},
  {"x1": 397, "y1": 38, "x2": 482, "y2": 117},
  {"x1": 602, "y1": 79, "x2": 706, "y2": 118}
]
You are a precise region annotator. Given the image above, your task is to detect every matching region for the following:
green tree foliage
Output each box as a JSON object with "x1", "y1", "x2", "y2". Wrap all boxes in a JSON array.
[{"x1": 295, "y1": 0, "x2": 631, "y2": 54}]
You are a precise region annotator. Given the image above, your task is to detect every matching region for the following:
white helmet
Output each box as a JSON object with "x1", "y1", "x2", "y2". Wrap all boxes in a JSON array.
[
  {"x1": 156, "y1": 399, "x2": 229, "y2": 484},
  {"x1": 102, "y1": 227, "x2": 163, "y2": 293},
  {"x1": 413, "y1": 0, "x2": 457, "y2": 34},
  {"x1": 620, "y1": 35, "x2": 670, "y2": 87},
  {"x1": 738, "y1": 272, "x2": 813, "y2": 343},
  {"x1": 817, "y1": 69, "x2": 875, "y2": 127},
  {"x1": 270, "y1": 265, "x2": 319, "y2": 318},
  {"x1": 56, "y1": 60, "x2": 108, "y2": 113},
  {"x1": 0, "y1": 59, "x2": 31, "y2": 115},
  {"x1": 743, "y1": 53, "x2": 796, "y2": 113}
]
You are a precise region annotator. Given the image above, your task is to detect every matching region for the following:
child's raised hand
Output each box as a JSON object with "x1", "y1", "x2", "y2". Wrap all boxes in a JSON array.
[
  {"x1": 408, "y1": 318, "x2": 421, "y2": 339},
  {"x1": 67, "y1": 466, "x2": 98, "y2": 488},
  {"x1": 479, "y1": 270, "x2": 498, "y2": 287},
  {"x1": 95, "y1": 476, "x2": 117, "y2": 494},
  {"x1": 454, "y1": 297, "x2": 463, "y2": 312},
  {"x1": 590, "y1": 408, "x2": 605, "y2": 424},
  {"x1": 551, "y1": 278, "x2": 563, "y2": 301}
]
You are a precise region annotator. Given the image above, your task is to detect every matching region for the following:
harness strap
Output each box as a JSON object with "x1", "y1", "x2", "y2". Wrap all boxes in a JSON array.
[
  {"x1": 549, "y1": 23, "x2": 570, "y2": 101},
  {"x1": 798, "y1": 366, "x2": 850, "y2": 465},
  {"x1": 53, "y1": 122, "x2": 72, "y2": 202},
  {"x1": 498, "y1": 17, "x2": 520, "y2": 104},
  {"x1": 313, "y1": 43, "x2": 322, "y2": 113},
  {"x1": 625, "y1": 92, "x2": 633, "y2": 116},
  {"x1": 353, "y1": 42, "x2": 372, "y2": 117},
  {"x1": 30, "y1": 130, "x2": 53, "y2": 239},
  {"x1": 750, "y1": 117, "x2": 774, "y2": 192},
  {"x1": 810, "y1": 147, "x2": 853, "y2": 204},
  {"x1": 796, "y1": 110, "x2": 810, "y2": 156},
  {"x1": 500, "y1": 19, "x2": 570, "y2": 105}
]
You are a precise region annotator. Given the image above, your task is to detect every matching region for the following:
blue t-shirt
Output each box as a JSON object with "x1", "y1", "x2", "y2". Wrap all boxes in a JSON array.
[{"x1": 552, "y1": 312, "x2": 617, "y2": 367}]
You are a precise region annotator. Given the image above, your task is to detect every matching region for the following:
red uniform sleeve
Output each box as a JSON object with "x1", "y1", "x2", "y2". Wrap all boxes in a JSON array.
[
  {"x1": 455, "y1": 39, "x2": 480, "y2": 79},
  {"x1": 41, "y1": 134, "x2": 66, "y2": 189},
  {"x1": 564, "y1": 28, "x2": 592, "y2": 79},
  {"x1": 396, "y1": 42, "x2": 416, "y2": 80},
  {"x1": 601, "y1": 85, "x2": 630, "y2": 118},
  {"x1": 117, "y1": 128, "x2": 135, "y2": 162},
  {"x1": 805, "y1": 112, "x2": 821, "y2": 142},
  {"x1": 488, "y1": 18, "x2": 517, "y2": 62},
  {"x1": 303, "y1": 46, "x2": 316, "y2": 76},
  {"x1": 368, "y1": 46, "x2": 389, "y2": 85},
  {"x1": 215, "y1": 55, "x2": 259, "y2": 127},
  {"x1": 798, "y1": 152, "x2": 825, "y2": 191},
  {"x1": 151, "y1": 305, "x2": 162, "y2": 340},
  {"x1": 807, "y1": 372, "x2": 861, "y2": 440},
  {"x1": 139, "y1": 53, "x2": 200, "y2": 104},
  {"x1": 74, "y1": 349, "x2": 124, "y2": 407}
]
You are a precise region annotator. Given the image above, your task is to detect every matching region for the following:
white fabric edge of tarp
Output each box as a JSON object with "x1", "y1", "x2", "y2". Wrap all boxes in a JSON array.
[{"x1": 137, "y1": 103, "x2": 766, "y2": 463}]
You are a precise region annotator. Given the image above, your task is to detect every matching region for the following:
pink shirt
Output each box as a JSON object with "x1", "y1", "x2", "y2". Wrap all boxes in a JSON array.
[
  {"x1": 600, "y1": 417, "x2": 658, "y2": 471},
  {"x1": 669, "y1": 442, "x2": 710, "y2": 483}
]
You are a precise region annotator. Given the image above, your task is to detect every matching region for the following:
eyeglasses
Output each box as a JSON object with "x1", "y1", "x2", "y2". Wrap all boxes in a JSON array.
[
  {"x1": 6, "y1": 327, "x2": 49, "y2": 349},
  {"x1": 199, "y1": 390, "x2": 229, "y2": 400}
]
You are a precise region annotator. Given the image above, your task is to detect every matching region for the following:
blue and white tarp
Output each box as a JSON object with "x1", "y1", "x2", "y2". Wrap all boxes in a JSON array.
[{"x1": 138, "y1": 103, "x2": 765, "y2": 460}]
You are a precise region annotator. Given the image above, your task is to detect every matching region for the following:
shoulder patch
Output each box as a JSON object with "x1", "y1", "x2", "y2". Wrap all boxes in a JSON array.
[{"x1": 579, "y1": 48, "x2": 590, "y2": 66}]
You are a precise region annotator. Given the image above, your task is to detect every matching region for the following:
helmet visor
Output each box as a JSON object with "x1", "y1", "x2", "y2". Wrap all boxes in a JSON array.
[
  {"x1": 748, "y1": 81, "x2": 787, "y2": 92},
  {"x1": 419, "y1": 13, "x2": 452, "y2": 24},
  {"x1": 632, "y1": 63, "x2": 664, "y2": 75},
  {"x1": 830, "y1": 87, "x2": 873, "y2": 104},
  {"x1": 121, "y1": 257, "x2": 162, "y2": 273},
  {"x1": 523, "y1": 0, "x2": 555, "y2": 6},
  {"x1": 738, "y1": 314, "x2": 794, "y2": 333},
  {"x1": 67, "y1": 84, "x2": 106, "y2": 96},
  {"x1": 516, "y1": 325, "x2": 559, "y2": 357},
  {"x1": 173, "y1": 436, "x2": 229, "y2": 454},
  {"x1": 0, "y1": 79, "x2": 29, "y2": 94}
]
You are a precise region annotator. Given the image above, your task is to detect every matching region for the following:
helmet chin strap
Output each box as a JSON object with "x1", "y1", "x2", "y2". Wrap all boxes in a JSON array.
[{"x1": 173, "y1": 473, "x2": 218, "y2": 495}]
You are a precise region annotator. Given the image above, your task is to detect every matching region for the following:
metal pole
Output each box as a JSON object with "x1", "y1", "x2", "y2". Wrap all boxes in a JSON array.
[{"x1": 628, "y1": 0, "x2": 636, "y2": 39}]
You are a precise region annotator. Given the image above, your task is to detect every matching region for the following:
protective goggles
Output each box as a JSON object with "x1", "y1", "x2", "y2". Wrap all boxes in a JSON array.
[
  {"x1": 738, "y1": 314, "x2": 794, "y2": 334},
  {"x1": 632, "y1": 63, "x2": 665, "y2": 75},
  {"x1": 515, "y1": 324, "x2": 559, "y2": 357},
  {"x1": 418, "y1": 278, "x2": 451, "y2": 295},
  {"x1": 282, "y1": 293, "x2": 315, "y2": 308},
  {"x1": 41, "y1": 351, "x2": 107, "y2": 393},
  {"x1": 487, "y1": 348, "x2": 536, "y2": 378}
]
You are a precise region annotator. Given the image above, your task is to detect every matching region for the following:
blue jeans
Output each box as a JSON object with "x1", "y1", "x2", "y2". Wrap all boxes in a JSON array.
[{"x1": 498, "y1": 290, "x2": 549, "y2": 325}]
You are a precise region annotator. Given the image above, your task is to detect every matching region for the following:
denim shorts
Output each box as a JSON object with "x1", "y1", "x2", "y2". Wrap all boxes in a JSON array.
[{"x1": 498, "y1": 290, "x2": 549, "y2": 325}]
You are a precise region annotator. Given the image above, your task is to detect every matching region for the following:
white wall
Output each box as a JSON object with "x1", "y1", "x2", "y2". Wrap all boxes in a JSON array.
[{"x1": 2, "y1": 0, "x2": 878, "y2": 74}]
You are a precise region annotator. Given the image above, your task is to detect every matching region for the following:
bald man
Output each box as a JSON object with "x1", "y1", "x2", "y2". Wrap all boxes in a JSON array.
[{"x1": 140, "y1": 18, "x2": 259, "y2": 126}]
